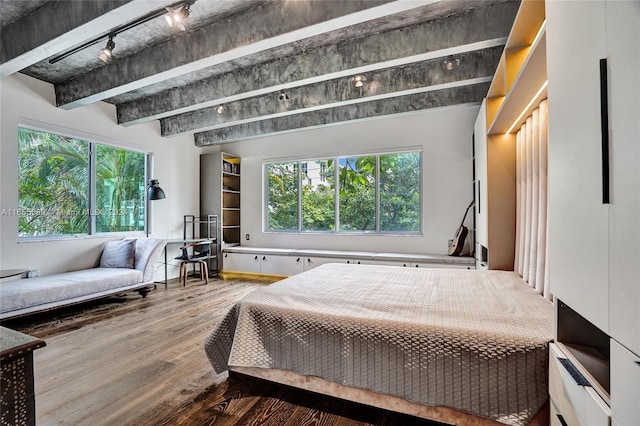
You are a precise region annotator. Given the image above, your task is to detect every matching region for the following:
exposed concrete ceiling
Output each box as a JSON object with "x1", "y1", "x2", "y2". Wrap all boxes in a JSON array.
[{"x1": 0, "y1": 0, "x2": 519, "y2": 146}]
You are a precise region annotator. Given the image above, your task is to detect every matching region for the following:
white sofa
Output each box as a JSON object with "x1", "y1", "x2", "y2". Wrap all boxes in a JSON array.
[{"x1": 0, "y1": 238, "x2": 165, "y2": 320}]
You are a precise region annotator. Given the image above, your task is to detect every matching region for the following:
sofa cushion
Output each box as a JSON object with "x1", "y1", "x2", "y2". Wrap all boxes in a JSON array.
[{"x1": 100, "y1": 239, "x2": 136, "y2": 269}]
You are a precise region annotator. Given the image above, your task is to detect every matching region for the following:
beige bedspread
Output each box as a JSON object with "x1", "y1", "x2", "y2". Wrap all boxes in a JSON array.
[{"x1": 204, "y1": 264, "x2": 553, "y2": 425}]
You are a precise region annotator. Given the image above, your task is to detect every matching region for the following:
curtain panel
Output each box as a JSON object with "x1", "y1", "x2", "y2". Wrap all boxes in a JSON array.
[{"x1": 515, "y1": 99, "x2": 550, "y2": 299}]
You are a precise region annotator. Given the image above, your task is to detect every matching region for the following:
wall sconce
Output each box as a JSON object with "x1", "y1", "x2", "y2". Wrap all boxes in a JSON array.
[
  {"x1": 278, "y1": 91, "x2": 290, "y2": 101},
  {"x1": 353, "y1": 75, "x2": 366, "y2": 88},
  {"x1": 98, "y1": 36, "x2": 115, "y2": 63},
  {"x1": 443, "y1": 56, "x2": 460, "y2": 71},
  {"x1": 216, "y1": 105, "x2": 225, "y2": 114}
]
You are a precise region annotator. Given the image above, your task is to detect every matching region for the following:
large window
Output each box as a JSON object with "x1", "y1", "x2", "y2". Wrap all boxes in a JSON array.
[
  {"x1": 265, "y1": 151, "x2": 421, "y2": 233},
  {"x1": 18, "y1": 127, "x2": 147, "y2": 238}
]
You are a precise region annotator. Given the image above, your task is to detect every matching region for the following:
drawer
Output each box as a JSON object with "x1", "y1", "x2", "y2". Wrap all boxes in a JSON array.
[
  {"x1": 550, "y1": 400, "x2": 566, "y2": 426},
  {"x1": 549, "y1": 343, "x2": 611, "y2": 426},
  {"x1": 610, "y1": 339, "x2": 640, "y2": 425}
]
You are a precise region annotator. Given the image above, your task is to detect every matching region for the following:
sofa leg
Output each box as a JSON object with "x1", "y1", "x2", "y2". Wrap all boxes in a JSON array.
[{"x1": 136, "y1": 287, "x2": 152, "y2": 298}]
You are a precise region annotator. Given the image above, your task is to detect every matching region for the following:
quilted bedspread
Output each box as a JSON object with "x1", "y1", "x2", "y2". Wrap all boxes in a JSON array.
[{"x1": 204, "y1": 263, "x2": 553, "y2": 425}]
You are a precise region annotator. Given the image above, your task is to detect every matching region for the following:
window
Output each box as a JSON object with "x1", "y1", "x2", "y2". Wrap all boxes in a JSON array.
[
  {"x1": 265, "y1": 151, "x2": 421, "y2": 233},
  {"x1": 18, "y1": 127, "x2": 147, "y2": 238}
]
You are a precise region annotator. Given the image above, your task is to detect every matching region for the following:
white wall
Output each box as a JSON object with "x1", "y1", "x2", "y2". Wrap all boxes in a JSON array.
[
  {"x1": 0, "y1": 74, "x2": 200, "y2": 279},
  {"x1": 202, "y1": 104, "x2": 478, "y2": 255}
]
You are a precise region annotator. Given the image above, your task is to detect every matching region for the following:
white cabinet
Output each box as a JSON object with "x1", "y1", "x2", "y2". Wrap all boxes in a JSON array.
[
  {"x1": 302, "y1": 256, "x2": 361, "y2": 271},
  {"x1": 547, "y1": 0, "x2": 610, "y2": 336},
  {"x1": 260, "y1": 254, "x2": 304, "y2": 276},
  {"x1": 223, "y1": 252, "x2": 304, "y2": 276},
  {"x1": 610, "y1": 340, "x2": 640, "y2": 426},
  {"x1": 223, "y1": 252, "x2": 260, "y2": 273},
  {"x1": 474, "y1": 99, "x2": 488, "y2": 251},
  {"x1": 605, "y1": 1, "x2": 640, "y2": 358},
  {"x1": 547, "y1": 1, "x2": 640, "y2": 344}
]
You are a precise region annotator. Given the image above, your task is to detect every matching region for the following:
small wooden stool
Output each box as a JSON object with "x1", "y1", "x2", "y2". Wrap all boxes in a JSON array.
[{"x1": 179, "y1": 259, "x2": 209, "y2": 286}]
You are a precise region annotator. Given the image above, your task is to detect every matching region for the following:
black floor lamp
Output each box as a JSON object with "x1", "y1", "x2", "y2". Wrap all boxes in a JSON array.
[{"x1": 147, "y1": 179, "x2": 166, "y2": 237}]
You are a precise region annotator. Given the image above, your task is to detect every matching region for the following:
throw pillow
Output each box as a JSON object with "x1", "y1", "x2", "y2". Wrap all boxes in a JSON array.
[{"x1": 100, "y1": 239, "x2": 136, "y2": 269}]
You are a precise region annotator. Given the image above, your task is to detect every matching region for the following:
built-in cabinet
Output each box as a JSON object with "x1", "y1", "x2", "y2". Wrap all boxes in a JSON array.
[
  {"x1": 221, "y1": 248, "x2": 474, "y2": 276},
  {"x1": 546, "y1": 0, "x2": 639, "y2": 424},
  {"x1": 474, "y1": 0, "x2": 546, "y2": 270},
  {"x1": 223, "y1": 251, "x2": 305, "y2": 276},
  {"x1": 201, "y1": 152, "x2": 241, "y2": 269}
]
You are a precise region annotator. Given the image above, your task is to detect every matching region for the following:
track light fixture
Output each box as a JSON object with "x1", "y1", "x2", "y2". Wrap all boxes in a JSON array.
[
  {"x1": 216, "y1": 105, "x2": 225, "y2": 114},
  {"x1": 48, "y1": 1, "x2": 197, "y2": 65},
  {"x1": 165, "y1": 3, "x2": 192, "y2": 31},
  {"x1": 443, "y1": 56, "x2": 460, "y2": 71},
  {"x1": 353, "y1": 75, "x2": 366, "y2": 88},
  {"x1": 97, "y1": 36, "x2": 116, "y2": 63},
  {"x1": 278, "y1": 91, "x2": 290, "y2": 101}
]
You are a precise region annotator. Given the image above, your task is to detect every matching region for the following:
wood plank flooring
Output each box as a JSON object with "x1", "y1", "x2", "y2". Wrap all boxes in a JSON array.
[{"x1": 2, "y1": 277, "x2": 441, "y2": 426}]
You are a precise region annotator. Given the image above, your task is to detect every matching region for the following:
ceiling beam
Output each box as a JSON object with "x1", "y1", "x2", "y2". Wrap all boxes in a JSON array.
[
  {"x1": 160, "y1": 46, "x2": 502, "y2": 136},
  {"x1": 0, "y1": 0, "x2": 152, "y2": 78},
  {"x1": 117, "y1": 1, "x2": 518, "y2": 126},
  {"x1": 194, "y1": 82, "x2": 490, "y2": 146},
  {"x1": 53, "y1": 0, "x2": 443, "y2": 109}
]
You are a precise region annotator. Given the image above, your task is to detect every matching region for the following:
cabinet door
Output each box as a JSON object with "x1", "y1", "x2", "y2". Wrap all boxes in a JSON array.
[
  {"x1": 369, "y1": 260, "x2": 411, "y2": 268},
  {"x1": 611, "y1": 339, "x2": 640, "y2": 425},
  {"x1": 546, "y1": 1, "x2": 609, "y2": 333},
  {"x1": 303, "y1": 257, "x2": 348, "y2": 271},
  {"x1": 413, "y1": 262, "x2": 472, "y2": 270},
  {"x1": 474, "y1": 99, "x2": 488, "y2": 247},
  {"x1": 606, "y1": 1, "x2": 640, "y2": 356},
  {"x1": 260, "y1": 255, "x2": 304, "y2": 276},
  {"x1": 223, "y1": 253, "x2": 260, "y2": 273}
]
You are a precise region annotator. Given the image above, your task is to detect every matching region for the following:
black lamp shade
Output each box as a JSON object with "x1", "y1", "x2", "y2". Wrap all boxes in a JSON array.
[{"x1": 148, "y1": 179, "x2": 166, "y2": 200}]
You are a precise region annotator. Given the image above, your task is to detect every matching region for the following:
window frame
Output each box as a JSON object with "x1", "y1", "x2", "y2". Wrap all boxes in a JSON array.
[
  {"x1": 263, "y1": 148, "x2": 422, "y2": 235},
  {"x1": 17, "y1": 119, "x2": 153, "y2": 241}
]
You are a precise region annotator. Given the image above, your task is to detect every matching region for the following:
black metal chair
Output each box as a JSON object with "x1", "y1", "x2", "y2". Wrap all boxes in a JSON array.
[{"x1": 175, "y1": 241, "x2": 212, "y2": 286}]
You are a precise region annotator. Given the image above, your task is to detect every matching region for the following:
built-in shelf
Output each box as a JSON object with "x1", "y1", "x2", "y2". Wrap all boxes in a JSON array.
[
  {"x1": 486, "y1": 0, "x2": 547, "y2": 134},
  {"x1": 556, "y1": 300, "x2": 611, "y2": 403}
]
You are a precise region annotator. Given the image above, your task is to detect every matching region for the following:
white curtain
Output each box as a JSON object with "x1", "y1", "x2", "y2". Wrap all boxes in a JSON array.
[{"x1": 515, "y1": 99, "x2": 550, "y2": 299}]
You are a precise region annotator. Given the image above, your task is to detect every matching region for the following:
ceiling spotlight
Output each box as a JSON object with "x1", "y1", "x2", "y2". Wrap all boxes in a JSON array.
[
  {"x1": 98, "y1": 36, "x2": 115, "y2": 63},
  {"x1": 165, "y1": 3, "x2": 192, "y2": 31},
  {"x1": 216, "y1": 105, "x2": 225, "y2": 114},
  {"x1": 443, "y1": 56, "x2": 460, "y2": 71},
  {"x1": 353, "y1": 75, "x2": 366, "y2": 88},
  {"x1": 278, "y1": 91, "x2": 290, "y2": 101}
]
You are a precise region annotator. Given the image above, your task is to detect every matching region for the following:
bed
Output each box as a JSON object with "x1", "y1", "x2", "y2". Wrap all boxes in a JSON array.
[{"x1": 204, "y1": 263, "x2": 553, "y2": 425}]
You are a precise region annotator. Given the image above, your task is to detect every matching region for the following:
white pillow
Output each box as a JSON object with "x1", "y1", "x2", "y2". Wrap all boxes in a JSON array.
[{"x1": 100, "y1": 239, "x2": 136, "y2": 269}]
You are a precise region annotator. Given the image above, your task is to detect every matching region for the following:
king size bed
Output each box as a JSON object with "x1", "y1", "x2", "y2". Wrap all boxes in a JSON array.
[{"x1": 204, "y1": 263, "x2": 553, "y2": 425}]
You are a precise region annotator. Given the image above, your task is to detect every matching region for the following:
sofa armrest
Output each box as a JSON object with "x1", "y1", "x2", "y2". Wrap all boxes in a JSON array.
[{"x1": 132, "y1": 238, "x2": 166, "y2": 282}]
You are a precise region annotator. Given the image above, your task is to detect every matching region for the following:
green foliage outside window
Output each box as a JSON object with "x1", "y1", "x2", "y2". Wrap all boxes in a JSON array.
[
  {"x1": 265, "y1": 151, "x2": 421, "y2": 233},
  {"x1": 18, "y1": 127, "x2": 146, "y2": 237},
  {"x1": 266, "y1": 162, "x2": 298, "y2": 231}
]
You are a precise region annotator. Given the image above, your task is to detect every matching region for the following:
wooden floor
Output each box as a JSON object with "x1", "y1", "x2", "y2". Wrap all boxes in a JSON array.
[{"x1": 3, "y1": 276, "x2": 441, "y2": 426}]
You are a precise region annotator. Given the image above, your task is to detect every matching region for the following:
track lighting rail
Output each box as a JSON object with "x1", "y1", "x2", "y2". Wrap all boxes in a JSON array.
[{"x1": 48, "y1": 0, "x2": 196, "y2": 64}]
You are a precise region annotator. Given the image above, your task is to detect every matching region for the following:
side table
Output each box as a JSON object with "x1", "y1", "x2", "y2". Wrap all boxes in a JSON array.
[{"x1": 0, "y1": 327, "x2": 46, "y2": 426}]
